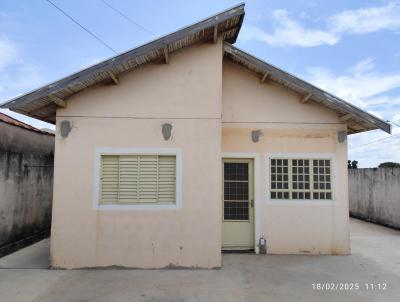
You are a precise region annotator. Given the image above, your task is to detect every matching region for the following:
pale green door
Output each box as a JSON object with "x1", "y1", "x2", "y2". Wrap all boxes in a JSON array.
[{"x1": 222, "y1": 159, "x2": 254, "y2": 250}]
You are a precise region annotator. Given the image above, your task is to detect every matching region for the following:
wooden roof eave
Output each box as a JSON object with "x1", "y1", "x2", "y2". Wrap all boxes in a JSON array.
[
  {"x1": 223, "y1": 42, "x2": 391, "y2": 134},
  {"x1": 0, "y1": 3, "x2": 245, "y2": 123}
]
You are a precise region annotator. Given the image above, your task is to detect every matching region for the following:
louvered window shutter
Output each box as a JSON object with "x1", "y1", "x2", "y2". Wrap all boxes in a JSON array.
[
  {"x1": 119, "y1": 156, "x2": 139, "y2": 203},
  {"x1": 100, "y1": 155, "x2": 119, "y2": 203},
  {"x1": 138, "y1": 156, "x2": 158, "y2": 202},
  {"x1": 100, "y1": 154, "x2": 176, "y2": 204},
  {"x1": 158, "y1": 156, "x2": 176, "y2": 203}
]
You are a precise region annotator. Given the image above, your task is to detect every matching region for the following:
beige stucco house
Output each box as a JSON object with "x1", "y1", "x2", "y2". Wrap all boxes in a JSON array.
[{"x1": 1, "y1": 4, "x2": 391, "y2": 269}]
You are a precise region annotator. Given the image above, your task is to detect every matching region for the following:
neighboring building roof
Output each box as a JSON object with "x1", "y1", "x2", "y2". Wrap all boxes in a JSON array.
[
  {"x1": 0, "y1": 112, "x2": 54, "y2": 135},
  {"x1": 0, "y1": 3, "x2": 245, "y2": 124},
  {"x1": 224, "y1": 43, "x2": 391, "y2": 134},
  {"x1": 40, "y1": 128, "x2": 56, "y2": 134},
  {"x1": 0, "y1": 3, "x2": 391, "y2": 134}
]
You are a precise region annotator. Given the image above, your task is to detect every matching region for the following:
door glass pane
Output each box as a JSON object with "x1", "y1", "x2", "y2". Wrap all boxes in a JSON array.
[
  {"x1": 224, "y1": 181, "x2": 248, "y2": 200},
  {"x1": 224, "y1": 162, "x2": 249, "y2": 220},
  {"x1": 224, "y1": 162, "x2": 248, "y2": 181}
]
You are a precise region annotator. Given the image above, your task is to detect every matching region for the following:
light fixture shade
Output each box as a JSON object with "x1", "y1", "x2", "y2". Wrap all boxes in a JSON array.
[
  {"x1": 162, "y1": 123, "x2": 172, "y2": 141},
  {"x1": 251, "y1": 130, "x2": 263, "y2": 142},
  {"x1": 60, "y1": 120, "x2": 72, "y2": 138},
  {"x1": 338, "y1": 130, "x2": 346, "y2": 143}
]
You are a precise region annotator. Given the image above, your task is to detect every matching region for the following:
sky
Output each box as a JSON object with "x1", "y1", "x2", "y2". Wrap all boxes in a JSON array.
[{"x1": 0, "y1": 0, "x2": 399, "y2": 167}]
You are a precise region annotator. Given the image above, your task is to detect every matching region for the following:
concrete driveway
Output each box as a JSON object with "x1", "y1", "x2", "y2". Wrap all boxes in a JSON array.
[{"x1": 0, "y1": 218, "x2": 399, "y2": 302}]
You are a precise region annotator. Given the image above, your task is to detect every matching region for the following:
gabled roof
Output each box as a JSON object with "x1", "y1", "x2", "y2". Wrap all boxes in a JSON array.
[
  {"x1": 224, "y1": 43, "x2": 391, "y2": 134},
  {"x1": 0, "y1": 3, "x2": 391, "y2": 134},
  {"x1": 0, "y1": 3, "x2": 245, "y2": 124}
]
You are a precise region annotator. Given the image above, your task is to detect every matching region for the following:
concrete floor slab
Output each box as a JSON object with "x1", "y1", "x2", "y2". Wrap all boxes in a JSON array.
[
  {"x1": 351, "y1": 218, "x2": 400, "y2": 277},
  {"x1": 0, "y1": 238, "x2": 49, "y2": 269},
  {"x1": 0, "y1": 219, "x2": 399, "y2": 302}
]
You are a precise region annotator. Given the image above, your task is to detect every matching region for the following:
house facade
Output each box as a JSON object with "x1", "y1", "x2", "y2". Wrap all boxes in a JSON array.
[{"x1": 1, "y1": 4, "x2": 391, "y2": 269}]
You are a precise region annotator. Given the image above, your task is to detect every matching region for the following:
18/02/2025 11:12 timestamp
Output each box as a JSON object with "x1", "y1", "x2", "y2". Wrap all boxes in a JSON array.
[{"x1": 312, "y1": 282, "x2": 388, "y2": 291}]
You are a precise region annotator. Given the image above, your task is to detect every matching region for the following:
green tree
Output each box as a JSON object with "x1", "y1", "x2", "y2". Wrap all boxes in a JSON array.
[
  {"x1": 348, "y1": 160, "x2": 358, "y2": 169},
  {"x1": 378, "y1": 162, "x2": 400, "y2": 168}
]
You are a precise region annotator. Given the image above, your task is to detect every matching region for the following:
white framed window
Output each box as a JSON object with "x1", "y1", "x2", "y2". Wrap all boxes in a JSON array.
[
  {"x1": 93, "y1": 148, "x2": 182, "y2": 210},
  {"x1": 266, "y1": 153, "x2": 335, "y2": 202}
]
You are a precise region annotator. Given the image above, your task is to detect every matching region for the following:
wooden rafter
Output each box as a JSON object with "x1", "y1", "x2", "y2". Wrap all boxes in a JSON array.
[
  {"x1": 340, "y1": 113, "x2": 353, "y2": 122},
  {"x1": 347, "y1": 123, "x2": 363, "y2": 131},
  {"x1": 260, "y1": 72, "x2": 270, "y2": 84},
  {"x1": 30, "y1": 103, "x2": 53, "y2": 116},
  {"x1": 107, "y1": 71, "x2": 119, "y2": 85},
  {"x1": 14, "y1": 108, "x2": 29, "y2": 115},
  {"x1": 213, "y1": 25, "x2": 218, "y2": 43},
  {"x1": 14, "y1": 108, "x2": 47, "y2": 121},
  {"x1": 347, "y1": 127, "x2": 357, "y2": 134},
  {"x1": 49, "y1": 95, "x2": 67, "y2": 108},
  {"x1": 44, "y1": 115, "x2": 56, "y2": 123},
  {"x1": 300, "y1": 92, "x2": 312, "y2": 104},
  {"x1": 163, "y1": 47, "x2": 169, "y2": 64}
]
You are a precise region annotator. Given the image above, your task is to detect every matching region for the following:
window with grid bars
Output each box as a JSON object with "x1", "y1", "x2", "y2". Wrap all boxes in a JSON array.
[
  {"x1": 100, "y1": 154, "x2": 176, "y2": 204},
  {"x1": 269, "y1": 158, "x2": 332, "y2": 200}
]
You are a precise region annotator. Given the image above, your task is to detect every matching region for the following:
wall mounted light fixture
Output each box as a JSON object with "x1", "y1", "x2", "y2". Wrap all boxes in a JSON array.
[
  {"x1": 251, "y1": 130, "x2": 263, "y2": 143},
  {"x1": 337, "y1": 130, "x2": 346, "y2": 143},
  {"x1": 162, "y1": 123, "x2": 173, "y2": 141},
  {"x1": 60, "y1": 120, "x2": 72, "y2": 138}
]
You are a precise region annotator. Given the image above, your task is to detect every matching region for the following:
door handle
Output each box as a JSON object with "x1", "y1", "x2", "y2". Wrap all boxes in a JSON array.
[{"x1": 250, "y1": 199, "x2": 254, "y2": 207}]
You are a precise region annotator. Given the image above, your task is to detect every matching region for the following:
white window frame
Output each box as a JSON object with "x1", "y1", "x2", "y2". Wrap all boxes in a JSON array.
[
  {"x1": 265, "y1": 153, "x2": 336, "y2": 205},
  {"x1": 93, "y1": 147, "x2": 182, "y2": 211}
]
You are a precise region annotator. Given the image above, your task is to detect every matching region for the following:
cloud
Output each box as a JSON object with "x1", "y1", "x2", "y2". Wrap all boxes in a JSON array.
[
  {"x1": 306, "y1": 58, "x2": 400, "y2": 108},
  {"x1": 366, "y1": 95, "x2": 400, "y2": 106},
  {"x1": 361, "y1": 95, "x2": 400, "y2": 119},
  {"x1": 0, "y1": 36, "x2": 53, "y2": 130},
  {"x1": 0, "y1": 36, "x2": 18, "y2": 70},
  {"x1": 367, "y1": 110, "x2": 384, "y2": 119},
  {"x1": 0, "y1": 35, "x2": 45, "y2": 107},
  {"x1": 79, "y1": 56, "x2": 103, "y2": 69},
  {"x1": 0, "y1": 64, "x2": 44, "y2": 102},
  {"x1": 0, "y1": 42, "x2": 50, "y2": 128},
  {"x1": 304, "y1": 57, "x2": 400, "y2": 167},
  {"x1": 0, "y1": 62, "x2": 50, "y2": 129},
  {"x1": 392, "y1": 113, "x2": 400, "y2": 124},
  {"x1": 348, "y1": 128, "x2": 400, "y2": 167},
  {"x1": 350, "y1": 57, "x2": 375, "y2": 74},
  {"x1": 240, "y1": 10, "x2": 339, "y2": 47},
  {"x1": 240, "y1": 1, "x2": 400, "y2": 48},
  {"x1": 329, "y1": 1, "x2": 400, "y2": 34}
]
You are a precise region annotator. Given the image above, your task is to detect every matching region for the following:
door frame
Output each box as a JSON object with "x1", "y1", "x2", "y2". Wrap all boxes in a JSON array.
[{"x1": 221, "y1": 152, "x2": 261, "y2": 254}]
